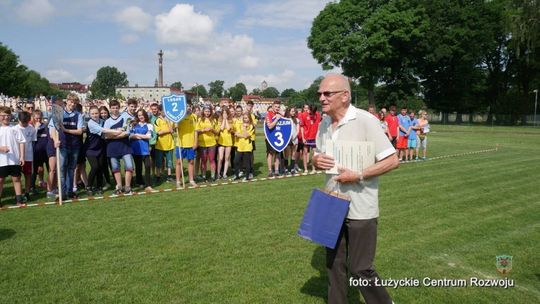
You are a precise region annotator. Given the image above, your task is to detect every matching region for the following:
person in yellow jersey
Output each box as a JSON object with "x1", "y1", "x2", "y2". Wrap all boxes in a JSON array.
[
  {"x1": 231, "y1": 105, "x2": 244, "y2": 175},
  {"x1": 217, "y1": 107, "x2": 233, "y2": 179},
  {"x1": 196, "y1": 105, "x2": 219, "y2": 182},
  {"x1": 245, "y1": 101, "x2": 258, "y2": 179},
  {"x1": 231, "y1": 113, "x2": 255, "y2": 182},
  {"x1": 154, "y1": 105, "x2": 175, "y2": 183},
  {"x1": 175, "y1": 104, "x2": 198, "y2": 188}
]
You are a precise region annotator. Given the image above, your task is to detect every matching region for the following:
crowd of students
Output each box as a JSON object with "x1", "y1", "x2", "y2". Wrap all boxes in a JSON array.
[
  {"x1": 0, "y1": 94, "x2": 326, "y2": 207},
  {"x1": 371, "y1": 105, "x2": 430, "y2": 161},
  {"x1": 0, "y1": 92, "x2": 430, "y2": 207}
]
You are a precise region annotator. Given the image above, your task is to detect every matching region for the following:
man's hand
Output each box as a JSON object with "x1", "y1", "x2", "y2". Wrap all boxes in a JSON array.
[
  {"x1": 313, "y1": 153, "x2": 335, "y2": 170},
  {"x1": 333, "y1": 167, "x2": 361, "y2": 184},
  {"x1": 19, "y1": 158, "x2": 25, "y2": 167},
  {"x1": 54, "y1": 141, "x2": 61, "y2": 148},
  {"x1": 0, "y1": 146, "x2": 9, "y2": 153}
]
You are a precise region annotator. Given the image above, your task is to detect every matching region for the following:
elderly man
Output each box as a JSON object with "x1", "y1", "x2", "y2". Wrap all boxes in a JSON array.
[{"x1": 313, "y1": 74, "x2": 399, "y2": 304}]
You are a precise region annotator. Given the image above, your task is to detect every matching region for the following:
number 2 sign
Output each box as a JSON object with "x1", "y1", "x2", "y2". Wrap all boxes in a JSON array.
[{"x1": 162, "y1": 94, "x2": 187, "y2": 123}]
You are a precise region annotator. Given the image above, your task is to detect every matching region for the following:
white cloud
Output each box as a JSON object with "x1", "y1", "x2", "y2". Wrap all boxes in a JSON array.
[
  {"x1": 45, "y1": 69, "x2": 74, "y2": 82},
  {"x1": 120, "y1": 33, "x2": 139, "y2": 44},
  {"x1": 16, "y1": 0, "x2": 55, "y2": 24},
  {"x1": 155, "y1": 4, "x2": 214, "y2": 45},
  {"x1": 185, "y1": 34, "x2": 259, "y2": 69},
  {"x1": 116, "y1": 6, "x2": 152, "y2": 32},
  {"x1": 163, "y1": 49, "x2": 179, "y2": 60},
  {"x1": 240, "y1": 0, "x2": 331, "y2": 29}
]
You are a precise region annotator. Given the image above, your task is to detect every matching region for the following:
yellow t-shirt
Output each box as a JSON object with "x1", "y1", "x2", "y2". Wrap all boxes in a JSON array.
[
  {"x1": 217, "y1": 119, "x2": 233, "y2": 147},
  {"x1": 234, "y1": 123, "x2": 255, "y2": 152},
  {"x1": 250, "y1": 113, "x2": 258, "y2": 126},
  {"x1": 155, "y1": 117, "x2": 175, "y2": 151},
  {"x1": 176, "y1": 114, "x2": 197, "y2": 148},
  {"x1": 196, "y1": 118, "x2": 218, "y2": 147},
  {"x1": 232, "y1": 118, "x2": 242, "y2": 147}
]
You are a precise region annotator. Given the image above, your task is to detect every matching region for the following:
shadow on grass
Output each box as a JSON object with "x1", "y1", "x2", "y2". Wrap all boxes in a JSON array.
[
  {"x1": 301, "y1": 246, "x2": 327, "y2": 300},
  {"x1": 301, "y1": 246, "x2": 364, "y2": 304},
  {"x1": 0, "y1": 229, "x2": 16, "y2": 241}
]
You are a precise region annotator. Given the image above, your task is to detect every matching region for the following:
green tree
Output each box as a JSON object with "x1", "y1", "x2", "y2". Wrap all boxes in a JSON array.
[
  {"x1": 280, "y1": 88, "x2": 296, "y2": 98},
  {"x1": 190, "y1": 84, "x2": 208, "y2": 99},
  {"x1": 0, "y1": 43, "x2": 30, "y2": 96},
  {"x1": 21, "y1": 70, "x2": 51, "y2": 98},
  {"x1": 261, "y1": 87, "x2": 280, "y2": 98},
  {"x1": 90, "y1": 66, "x2": 128, "y2": 99},
  {"x1": 308, "y1": 0, "x2": 428, "y2": 103},
  {"x1": 226, "y1": 83, "x2": 247, "y2": 101},
  {"x1": 208, "y1": 80, "x2": 225, "y2": 98},
  {"x1": 171, "y1": 81, "x2": 183, "y2": 90},
  {"x1": 250, "y1": 88, "x2": 261, "y2": 95},
  {"x1": 419, "y1": 0, "x2": 501, "y2": 122}
]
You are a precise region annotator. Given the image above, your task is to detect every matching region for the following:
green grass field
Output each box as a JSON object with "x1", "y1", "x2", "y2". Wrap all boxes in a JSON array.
[{"x1": 1, "y1": 125, "x2": 539, "y2": 303}]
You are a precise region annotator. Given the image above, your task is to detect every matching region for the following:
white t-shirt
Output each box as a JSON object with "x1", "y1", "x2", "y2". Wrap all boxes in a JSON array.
[
  {"x1": 18, "y1": 125, "x2": 37, "y2": 161},
  {"x1": 0, "y1": 125, "x2": 26, "y2": 166}
]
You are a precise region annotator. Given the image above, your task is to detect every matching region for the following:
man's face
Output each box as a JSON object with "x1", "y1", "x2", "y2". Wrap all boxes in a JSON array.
[
  {"x1": 110, "y1": 105, "x2": 120, "y2": 116},
  {"x1": 151, "y1": 106, "x2": 159, "y2": 116},
  {"x1": 235, "y1": 108, "x2": 242, "y2": 117},
  {"x1": 66, "y1": 99, "x2": 75, "y2": 111},
  {"x1": 128, "y1": 103, "x2": 137, "y2": 114},
  {"x1": 272, "y1": 103, "x2": 280, "y2": 113},
  {"x1": 390, "y1": 106, "x2": 396, "y2": 115},
  {"x1": 318, "y1": 76, "x2": 348, "y2": 116},
  {"x1": 0, "y1": 112, "x2": 11, "y2": 126},
  {"x1": 246, "y1": 104, "x2": 253, "y2": 112},
  {"x1": 25, "y1": 104, "x2": 34, "y2": 113},
  {"x1": 401, "y1": 108, "x2": 407, "y2": 116}
]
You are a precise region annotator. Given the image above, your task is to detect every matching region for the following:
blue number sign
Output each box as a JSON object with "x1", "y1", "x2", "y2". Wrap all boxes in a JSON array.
[
  {"x1": 162, "y1": 94, "x2": 187, "y2": 123},
  {"x1": 264, "y1": 117, "x2": 293, "y2": 152}
]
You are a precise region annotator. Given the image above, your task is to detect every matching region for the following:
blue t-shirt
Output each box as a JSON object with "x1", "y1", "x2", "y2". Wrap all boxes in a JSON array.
[
  {"x1": 104, "y1": 114, "x2": 132, "y2": 158},
  {"x1": 409, "y1": 118, "x2": 419, "y2": 140},
  {"x1": 48, "y1": 109, "x2": 84, "y2": 149},
  {"x1": 34, "y1": 124, "x2": 49, "y2": 153},
  {"x1": 398, "y1": 114, "x2": 411, "y2": 136},
  {"x1": 85, "y1": 119, "x2": 105, "y2": 157},
  {"x1": 130, "y1": 123, "x2": 152, "y2": 156}
]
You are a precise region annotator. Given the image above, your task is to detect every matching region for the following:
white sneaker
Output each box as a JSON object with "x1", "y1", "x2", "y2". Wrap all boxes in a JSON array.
[{"x1": 189, "y1": 180, "x2": 197, "y2": 187}]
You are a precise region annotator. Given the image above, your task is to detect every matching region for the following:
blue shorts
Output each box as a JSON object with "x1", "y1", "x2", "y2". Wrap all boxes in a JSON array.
[
  {"x1": 408, "y1": 138, "x2": 417, "y2": 148},
  {"x1": 175, "y1": 147, "x2": 196, "y2": 160},
  {"x1": 110, "y1": 154, "x2": 134, "y2": 173}
]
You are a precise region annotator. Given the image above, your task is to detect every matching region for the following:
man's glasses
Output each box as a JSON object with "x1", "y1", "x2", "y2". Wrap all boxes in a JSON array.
[{"x1": 317, "y1": 91, "x2": 345, "y2": 98}]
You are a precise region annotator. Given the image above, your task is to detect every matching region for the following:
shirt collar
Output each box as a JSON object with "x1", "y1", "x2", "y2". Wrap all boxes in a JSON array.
[{"x1": 337, "y1": 105, "x2": 357, "y2": 127}]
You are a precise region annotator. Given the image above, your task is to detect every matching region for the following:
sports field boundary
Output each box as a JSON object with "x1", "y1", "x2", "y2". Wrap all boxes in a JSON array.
[{"x1": 0, "y1": 146, "x2": 499, "y2": 212}]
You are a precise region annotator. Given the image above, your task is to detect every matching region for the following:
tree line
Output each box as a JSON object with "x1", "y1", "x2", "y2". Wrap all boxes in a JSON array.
[
  {"x1": 0, "y1": 43, "x2": 67, "y2": 99},
  {"x1": 308, "y1": 0, "x2": 539, "y2": 124}
]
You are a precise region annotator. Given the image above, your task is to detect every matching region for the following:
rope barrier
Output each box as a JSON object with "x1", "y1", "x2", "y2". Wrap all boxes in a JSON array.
[{"x1": 0, "y1": 146, "x2": 499, "y2": 212}]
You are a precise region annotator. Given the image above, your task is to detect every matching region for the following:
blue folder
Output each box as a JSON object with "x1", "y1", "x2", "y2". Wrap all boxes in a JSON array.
[{"x1": 297, "y1": 189, "x2": 350, "y2": 249}]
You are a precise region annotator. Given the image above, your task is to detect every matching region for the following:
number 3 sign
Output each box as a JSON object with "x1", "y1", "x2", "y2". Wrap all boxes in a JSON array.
[{"x1": 264, "y1": 117, "x2": 293, "y2": 152}]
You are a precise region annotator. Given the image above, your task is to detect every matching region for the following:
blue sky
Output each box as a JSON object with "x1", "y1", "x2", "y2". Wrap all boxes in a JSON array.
[{"x1": 0, "y1": 0, "x2": 335, "y2": 93}]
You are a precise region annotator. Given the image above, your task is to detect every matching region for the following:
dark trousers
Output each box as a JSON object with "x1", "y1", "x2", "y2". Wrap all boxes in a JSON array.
[
  {"x1": 233, "y1": 152, "x2": 252, "y2": 177},
  {"x1": 87, "y1": 156, "x2": 103, "y2": 189},
  {"x1": 100, "y1": 152, "x2": 111, "y2": 185},
  {"x1": 326, "y1": 218, "x2": 392, "y2": 304},
  {"x1": 133, "y1": 155, "x2": 152, "y2": 187}
]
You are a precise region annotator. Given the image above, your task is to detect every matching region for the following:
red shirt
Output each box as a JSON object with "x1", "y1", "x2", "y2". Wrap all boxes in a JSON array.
[
  {"x1": 301, "y1": 112, "x2": 320, "y2": 140},
  {"x1": 385, "y1": 114, "x2": 399, "y2": 137},
  {"x1": 265, "y1": 110, "x2": 275, "y2": 125}
]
